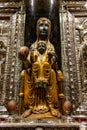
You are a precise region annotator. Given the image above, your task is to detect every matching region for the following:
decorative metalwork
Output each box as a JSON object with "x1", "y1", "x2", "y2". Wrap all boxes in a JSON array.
[
  {"x1": 0, "y1": 1, "x2": 25, "y2": 106},
  {"x1": 14, "y1": 11, "x2": 25, "y2": 103},
  {"x1": 62, "y1": 0, "x2": 87, "y2": 115},
  {"x1": 0, "y1": 18, "x2": 10, "y2": 105},
  {"x1": 74, "y1": 19, "x2": 87, "y2": 115},
  {"x1": 6, "y1": 9, "x2": 25, "y2": 103},
  {"x1": 0, "y1": 40, "x2": 7, "y2": 103},
  {"x1": 60, "y1": 9, "x2": 80, "y2": 112}
]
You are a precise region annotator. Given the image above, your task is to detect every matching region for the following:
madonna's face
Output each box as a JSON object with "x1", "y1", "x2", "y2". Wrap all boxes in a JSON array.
[{"x1": 38, "y1": 20, "x2": 50, "y2": 40}]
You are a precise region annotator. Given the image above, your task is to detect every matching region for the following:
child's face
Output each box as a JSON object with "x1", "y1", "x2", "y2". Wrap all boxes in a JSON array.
[{"x1": 37, "y1": 42, "x2": 46, "y2": 54}]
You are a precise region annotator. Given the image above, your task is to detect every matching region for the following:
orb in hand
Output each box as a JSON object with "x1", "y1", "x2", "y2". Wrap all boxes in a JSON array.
[
  {"x1": 63, "y1": 100, "x2": 72, "y2": 112},
  {"x1": 18, "y1": 46, "x2": 29, "y2": 61},
  {"x1": 6, "y1": 100, "x2": 16, "y2": 113}
]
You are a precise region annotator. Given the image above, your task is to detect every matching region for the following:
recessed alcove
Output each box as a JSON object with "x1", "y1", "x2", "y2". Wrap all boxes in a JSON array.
[{"x1": 0, "y1": 0, "x2": 87, "y2": 129}]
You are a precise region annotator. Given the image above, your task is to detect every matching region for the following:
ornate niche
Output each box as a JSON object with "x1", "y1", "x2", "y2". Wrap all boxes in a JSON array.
[
  {"x1": 60, "y1": 0, "x2": 87, "y2": 113},
  {"x1": 0, "y1": 1, "x2": 25, "y2": 106},
  {"x1": 0, "y1": 17, "x2": 10, "y2": 100}
]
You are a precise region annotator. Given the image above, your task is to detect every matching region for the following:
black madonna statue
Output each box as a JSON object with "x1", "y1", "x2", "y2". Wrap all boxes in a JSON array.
[{"x1": 18, "y1": 17, "x2": 64, "y2": 119}]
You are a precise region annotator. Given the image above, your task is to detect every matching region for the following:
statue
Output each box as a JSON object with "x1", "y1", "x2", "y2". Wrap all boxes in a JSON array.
[{"x1": 18, "y1": 17, "x2": 64, "y2": 119}]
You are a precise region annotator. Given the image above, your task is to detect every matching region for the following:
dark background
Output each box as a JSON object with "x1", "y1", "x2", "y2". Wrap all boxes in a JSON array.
[{"x1": 24, "y1": 0, "x2": 61, "y2": 69}]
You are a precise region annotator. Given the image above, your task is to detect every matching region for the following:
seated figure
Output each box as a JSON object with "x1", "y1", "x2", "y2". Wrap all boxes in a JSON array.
[{"x1": 18, "y1": 17, "x2": 64, "y2": 118}]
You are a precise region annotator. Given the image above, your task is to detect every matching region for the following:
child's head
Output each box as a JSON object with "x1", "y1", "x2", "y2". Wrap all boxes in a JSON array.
[{"x1": 37, "y1": 42, "x2": 46, "y2": 54}]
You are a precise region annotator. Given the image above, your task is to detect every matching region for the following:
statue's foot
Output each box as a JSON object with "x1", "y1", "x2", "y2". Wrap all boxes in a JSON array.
[
  {"x1": 50, "y1": 108, "x2": 61, "y2": 118},
  {"x1": 22, "y1": 109, "x2": 32, "y2": 118}
]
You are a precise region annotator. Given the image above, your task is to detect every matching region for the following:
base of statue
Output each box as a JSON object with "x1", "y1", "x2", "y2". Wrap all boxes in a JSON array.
[
  {"x1": 0, "y1": 120, "x2": 80, "y2": 130},
  {"x1": 26, "y1": 111, "x2": 57, "y2": 119},
  {"x1": 21, "y1": 108, "x2": 61, "y2": 120}
]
